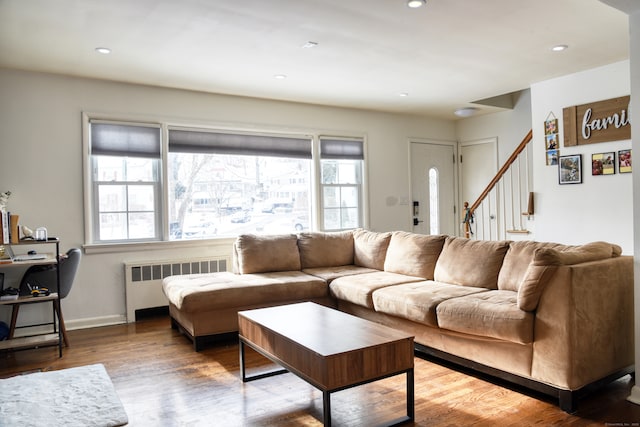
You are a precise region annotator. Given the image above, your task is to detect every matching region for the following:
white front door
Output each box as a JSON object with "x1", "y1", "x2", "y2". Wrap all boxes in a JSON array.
[{"x1": 410, "y1": 141, "x2": 456, "y2": 236}]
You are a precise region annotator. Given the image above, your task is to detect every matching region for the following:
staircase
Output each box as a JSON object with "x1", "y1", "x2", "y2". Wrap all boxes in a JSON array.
[{"x1": 463, "y1": 130, "x2": 534, "y2": 240}]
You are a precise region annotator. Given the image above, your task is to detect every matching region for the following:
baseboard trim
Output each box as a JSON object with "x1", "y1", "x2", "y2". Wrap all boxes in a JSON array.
[{"x1": 66, "y1": 314, "x2": 127, "y2": 331}]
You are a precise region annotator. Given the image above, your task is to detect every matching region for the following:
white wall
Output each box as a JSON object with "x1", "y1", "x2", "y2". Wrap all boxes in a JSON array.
[
  {"x1": 456, "y1": 89, "x2": 532, "y2": 165},
  {"x1": 530, "y1": 61, "x2": 633, "y2": 253},
  {"x1": 0, "y1": 68, "x2": 455, "y2": 328}
]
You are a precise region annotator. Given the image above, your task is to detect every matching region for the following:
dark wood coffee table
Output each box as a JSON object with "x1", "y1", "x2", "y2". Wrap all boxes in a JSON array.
[{"x1": 238, "y1": 302, "x2": 414, "y2": 426}]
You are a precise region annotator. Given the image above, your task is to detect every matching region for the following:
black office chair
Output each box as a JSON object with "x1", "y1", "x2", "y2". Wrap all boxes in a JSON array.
[{"x1": 13, "y1": 248, "x2": 82, "y2": 346}]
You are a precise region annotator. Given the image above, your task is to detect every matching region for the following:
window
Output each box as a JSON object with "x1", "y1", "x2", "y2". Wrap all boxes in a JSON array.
[
  {"x1": 320, "y1": 138, "x2": 364, "y2": 231},
  {"x1": 429, "y1": 167, "x2": 439, "y2": 235},
  {"x1": 85, "y1": 118, "x2": 365, "y2": 244},
  {"x1": 167, "y1": 128, "x2": 312, "y2": 239},
  {"x1": 89, "y1": 121, "x2": 161, "y2": 242}
]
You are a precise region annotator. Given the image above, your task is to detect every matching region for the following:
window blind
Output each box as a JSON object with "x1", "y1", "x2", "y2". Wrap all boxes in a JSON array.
[
  {"x1": 90, "y1": 122, "x2": 161, "y2": 158},
  {"x1": 168, "y1": 128, "x2": 312, "y2": 159},
  {"x1": 320, "y1": 137, "x2": 364, "y2": 160}
]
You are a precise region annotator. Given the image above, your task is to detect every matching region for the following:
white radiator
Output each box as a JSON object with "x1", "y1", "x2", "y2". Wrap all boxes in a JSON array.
[{"x1": 124, "y1": 256, "x2": 230, "y2": 322}]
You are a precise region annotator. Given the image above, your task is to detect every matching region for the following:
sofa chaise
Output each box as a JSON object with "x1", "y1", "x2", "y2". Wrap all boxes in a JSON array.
[{"x1": 162, "y1": 229, "x2": 634, "y2": 412}]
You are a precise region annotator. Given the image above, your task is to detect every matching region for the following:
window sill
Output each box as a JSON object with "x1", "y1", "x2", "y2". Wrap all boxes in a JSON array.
[{"x1": 83, "y1": 237, "x2": 236, "y2": 255}]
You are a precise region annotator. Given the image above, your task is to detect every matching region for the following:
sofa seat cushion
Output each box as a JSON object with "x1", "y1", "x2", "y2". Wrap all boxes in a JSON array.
[
  {"x1": 372, "y1": 281, "x2": 490, "y2": 327},
  {"x1": 298, "y1": 231, "x2": 354, "y2": 268},
  {"x1": 329, "y1": 271, "x2": 423, "y2": 309},
  {"x1": 383, "y1": 231, "x2": 446, "y2": 279},
  {"x1": 436, "y1": 290, "x2": 534, "y2": 344},
  {"x1": 163, "y1": 271, "x2": 327, "y2": 313},
  {"x1": 434, "y1": 237, "x2": 510, "y2": 289},
  {"x1": 302, "y1": 265, "x2": 378, "y2": 284}
]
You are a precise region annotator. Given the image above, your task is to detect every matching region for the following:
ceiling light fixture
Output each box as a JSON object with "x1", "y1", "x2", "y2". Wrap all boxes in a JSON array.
[
  {"x1": 302, "y1": 41, "x2": 318, "y2": 49},
  {"x1": 399, "y1": 93, "x2": 409, "y2": 97},
  {"x1": 95, "y1": 47, "x2": 111, "y2": 54},
  {"x1": 273, "y1": 74, "x2": 287, "y2": 80},
  {"x1": 454, "y1": 107, "x2": 479, "y2": 118},
  {"x1": 407, "y1": 0, "x2": 426, "y2": 8},
  {"x1": 551, "y1": 44, "x2": 568, "y2": 52}
]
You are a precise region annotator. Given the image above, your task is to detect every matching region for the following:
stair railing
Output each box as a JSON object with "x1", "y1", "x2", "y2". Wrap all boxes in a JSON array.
[{"x1": 463, "y1": 130, "x2": 534, "y2": 240}]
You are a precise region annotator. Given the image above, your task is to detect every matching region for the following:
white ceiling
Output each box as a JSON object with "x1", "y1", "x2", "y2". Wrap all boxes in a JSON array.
[{"x1": 0, "y1": 0, "x2": 630, "y2": 119}]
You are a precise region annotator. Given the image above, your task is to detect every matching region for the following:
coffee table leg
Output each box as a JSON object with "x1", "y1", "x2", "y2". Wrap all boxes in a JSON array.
[
  {"x1": 239, "y1": 340, "x2": 247, "y2": 382},
  {"x1": 407, "y1": 368, "x2": 415, "y2": 421},
  {"x1": 323, "y1": 390, "x2": 331, "y2": 427}
]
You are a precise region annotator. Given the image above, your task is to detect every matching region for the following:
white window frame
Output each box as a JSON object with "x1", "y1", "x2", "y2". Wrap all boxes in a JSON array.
[
  {"x1": 318, "y1": 137, "x2": 365, "y2": 231},
  {"x1": 82, "y1": 112, "x2": 369, "y2": 249},
  {"x1": 83, "y1": 115, "x2": 163, "y2": 244}
]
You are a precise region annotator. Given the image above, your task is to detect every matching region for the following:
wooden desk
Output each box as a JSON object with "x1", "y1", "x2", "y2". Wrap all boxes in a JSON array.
[{"x1": 0, "y1": 293, "x2": 61, "y2": 354}]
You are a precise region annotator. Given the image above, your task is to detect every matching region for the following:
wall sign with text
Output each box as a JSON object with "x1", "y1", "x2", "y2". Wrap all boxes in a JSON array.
[{"x1": 562, "y1": 96, "x2": 631, "y2": 146}]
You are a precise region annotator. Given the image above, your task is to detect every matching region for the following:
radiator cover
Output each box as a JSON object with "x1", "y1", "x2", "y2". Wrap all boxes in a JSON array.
[{"x1": 124, "y1": 256, "x2": 229, "y2": 322}]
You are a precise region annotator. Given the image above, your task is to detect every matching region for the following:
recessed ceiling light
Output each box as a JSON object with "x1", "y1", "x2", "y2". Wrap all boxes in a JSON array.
[
  {"x1": 551, "y1": 44, "x2": 568, "y2": 52},
  {"x1": 273, "y1": 74, "x2": 287, "y2": 80},
  {"x1": 399, "y1": 93, "x2": 409, "y2": 97},
  {"x1": 407, "y1": 0, "x2": 426, "y2": 8},
  {"x1": 302, "y1": 41, "x2": 318, "y2": 49},
  {"x1": 454, "y1": 107, "x2": 479, "y2": 117},
  {"x1": 95, "y1": 47, "x2": 111, "y2": 54}
]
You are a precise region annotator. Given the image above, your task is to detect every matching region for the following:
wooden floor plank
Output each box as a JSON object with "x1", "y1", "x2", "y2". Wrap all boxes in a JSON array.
[{"x1": 0, "y1": 315, "x2": 638, "y2": 426}]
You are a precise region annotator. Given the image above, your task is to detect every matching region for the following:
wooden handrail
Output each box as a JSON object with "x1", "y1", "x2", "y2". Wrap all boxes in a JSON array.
[{"x1": 468, "y1": 129, "x2": 533, "y2": 214}]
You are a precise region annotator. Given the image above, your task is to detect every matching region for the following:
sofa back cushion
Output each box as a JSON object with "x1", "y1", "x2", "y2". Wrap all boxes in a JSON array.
[
  {"x1": 516, "y1": 241, "x2": 623, "y2": 311},
  {"x1": 434, "y1": 237, "x2": 510, "y2": 289},
  {"x1": 297, "y1": 231, "x2": 354, "y2": 268},
  {"x1": 234, "y1": 234, "x2": 301, "y2": 274},
  {"x1": 383, "y1": 231, "x2": 446, "y2": 279},
  {"x1": 499, "y1": 240, "x2": 622, "y2": 292},
  {"x1": 353, "y1": 229, "x2": 392, "y2": 270},
  {"x1": 498, "y1": 241, "x2": 560, "y2": 291}
]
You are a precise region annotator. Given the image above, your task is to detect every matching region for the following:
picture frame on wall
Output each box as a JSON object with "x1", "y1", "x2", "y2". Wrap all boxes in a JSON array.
[
  {"x1": 559, "y1": 154, "x2": 582, "y2": 184},
  {"x1": 591, "y1": 152, "x2": 615, "y2": 176},
  {"x1": 546, "y1": 149, "x2": 558, "y2": 166},
  {"x1": 544, "y1": 118, "x2": 558, "y2": 136},
  {"x1": 618, "y1": 149, "x2": 632, "y2": 173}
]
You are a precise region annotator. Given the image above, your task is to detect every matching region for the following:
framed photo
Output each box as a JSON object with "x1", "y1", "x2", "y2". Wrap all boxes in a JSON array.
[
  {"x1": 558, "y1": 154, "x2": 582, "y2": 184},
  {"x1": 591, "y1": 152, "x2": 615, "y2": 175},
  {"x1": 545, "y1": 134, "x2": 559, "y2": 150},
  {"x1": 545, "y1": 118, "x2": 558, "y2": 136},
  {"x1": 546, "y1": 149, "x2": 558, "y2": 166},
  {"x1": 618, "y1": 149, "x2": 632, "y2": 173}
]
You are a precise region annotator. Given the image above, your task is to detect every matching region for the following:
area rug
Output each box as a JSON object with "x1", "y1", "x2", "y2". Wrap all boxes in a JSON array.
[{"x1": 0, "y1": 363, "x2": 128, "y2": 427}]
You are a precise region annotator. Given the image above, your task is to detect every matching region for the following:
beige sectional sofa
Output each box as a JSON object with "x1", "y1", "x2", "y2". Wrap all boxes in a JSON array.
[{"x1": 162, "y1": 229, "x2": 634, "y2": 412}]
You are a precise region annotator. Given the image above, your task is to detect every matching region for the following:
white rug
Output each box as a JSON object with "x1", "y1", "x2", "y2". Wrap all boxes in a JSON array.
[{"x1": 0, "y1": 363, "x2": 128, "y2": 427}]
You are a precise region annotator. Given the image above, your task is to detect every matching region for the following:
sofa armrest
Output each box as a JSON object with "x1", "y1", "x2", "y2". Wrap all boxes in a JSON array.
[{"x1": 531, "y1": 255, "x2": 633, "y2": 390}]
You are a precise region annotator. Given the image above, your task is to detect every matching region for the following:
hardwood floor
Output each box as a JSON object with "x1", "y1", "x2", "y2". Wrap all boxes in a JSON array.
[{"x1": 1, "y1": 315, "x2": 639, "y2": 426}]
